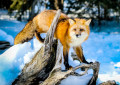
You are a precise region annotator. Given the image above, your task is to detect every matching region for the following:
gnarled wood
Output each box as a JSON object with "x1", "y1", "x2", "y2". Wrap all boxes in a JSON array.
[
  {"x1": 40, "y1": 62, "x2": 100, "y2": 85},
  {"x1": 12, "y1": 9, "x2": 116, "y2": 85},
  {"x1": 12, "y1": 10, "x2": 61, "y2": 85},
  {"x1": 99, "y1": 80, "x2": 117, "y2": 85}
]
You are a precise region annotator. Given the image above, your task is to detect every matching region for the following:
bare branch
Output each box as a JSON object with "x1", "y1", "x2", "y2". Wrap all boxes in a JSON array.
[
  {"x1": 40, "y1": 62, "x2": 100, "y2": 85},
  {"x1": 87, "y1": 62, "x2": 100, "y2": 85}
]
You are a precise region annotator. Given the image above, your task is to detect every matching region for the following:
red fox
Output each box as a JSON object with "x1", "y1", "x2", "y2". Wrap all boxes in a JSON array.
[{"x1": 14, "y1": 10, "x2": 91, "y2": 70}]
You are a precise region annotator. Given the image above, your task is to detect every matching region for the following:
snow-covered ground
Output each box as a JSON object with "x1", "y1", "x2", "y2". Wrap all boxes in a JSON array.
[
  {"x1": 82, "y1": 32, "x2": 120, "y2": 84},
  {"x1": 0, "y1": 19, "x2": 120, "y2": 84},
  {"x1": 0, "y1": 20, "x2": 27, "y2": 45},
  {"x1": 0, "y1": 38, "x2": 43, "y2": 85}
]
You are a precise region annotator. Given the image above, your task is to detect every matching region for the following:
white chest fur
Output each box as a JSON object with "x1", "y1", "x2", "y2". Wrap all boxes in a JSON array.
[{"x1": 69, "y1": 32, "x2": 88, "y2": 47}]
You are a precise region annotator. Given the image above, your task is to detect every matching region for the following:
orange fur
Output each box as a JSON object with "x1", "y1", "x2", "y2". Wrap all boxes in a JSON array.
[{"x1": 14, "y1": 10, "x2": 91, "y2": 70}]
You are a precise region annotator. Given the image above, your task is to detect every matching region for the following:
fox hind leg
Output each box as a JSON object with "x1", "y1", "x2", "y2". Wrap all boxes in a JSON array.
[
  {"x1": 35, "y1": 31, "x2": 44, "y2": 43},
  {"x1": 63, "y1": 46, "x2": 72, "y2": 70}
]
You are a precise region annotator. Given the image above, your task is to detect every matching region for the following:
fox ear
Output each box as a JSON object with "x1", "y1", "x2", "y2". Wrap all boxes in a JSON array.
[
  {"x1": 85, "y1": 19, "x2": 91, "y2": 26},
  {"x1": 68, "y1": 19, "x2": 75, "y2": 25}
]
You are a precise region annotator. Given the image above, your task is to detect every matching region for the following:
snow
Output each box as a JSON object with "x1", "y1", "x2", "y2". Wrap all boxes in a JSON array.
[
  {"x1": 0, "y1": 17, "x2": 43, "y2": 84},
  {"x1": 0, "y1": 20, "x2": 27, "y2": 37},
  {"x1": 99, "y1": 74, "x2": 120, "y2": 83},
  {"x1": 114, "y1": 62, "x2": 120, "y2": 67},
  {"x1": 82, "y1": 32, "x2": 120, "y2": 84},
  {"x1": 60, "y1": 74, "x2": 92, "y2": 85},
  {"x1": 0, "y1": 29, "x2": 14, "y2": 44},
  {"x1": 0, "y1": 14, "x2": 120, "y2": 84},
  {"x1": 0, "y1": 38, "x2": 43, "y2": 85}
]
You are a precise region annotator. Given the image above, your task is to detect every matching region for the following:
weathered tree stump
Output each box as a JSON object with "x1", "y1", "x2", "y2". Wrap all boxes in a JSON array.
[
  {"x1": 12, "y1": 9, "x2": 61, "y2": 85},
  {"x1": 12, "y1": 9, "x2": 117, "y2": 85}
]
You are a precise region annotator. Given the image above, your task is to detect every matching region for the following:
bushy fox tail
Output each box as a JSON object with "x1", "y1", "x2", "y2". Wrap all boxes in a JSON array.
[{"x1": 14, "y1": 21, "x2": 36, "y2": 45}]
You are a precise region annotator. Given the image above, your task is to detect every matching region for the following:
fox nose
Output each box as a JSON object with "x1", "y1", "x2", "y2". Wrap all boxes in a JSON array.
[{"x1": 76, "y1": 34, "x2": 79, "y2": 37}]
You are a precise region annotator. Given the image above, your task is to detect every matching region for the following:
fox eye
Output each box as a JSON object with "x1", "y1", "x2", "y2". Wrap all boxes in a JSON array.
[
  {"x1": 80, "y1": 29, "x2": 84, "y2": 31},
  {"x1": 73, "y1": 29, "x2": 76, "y2": 31}
]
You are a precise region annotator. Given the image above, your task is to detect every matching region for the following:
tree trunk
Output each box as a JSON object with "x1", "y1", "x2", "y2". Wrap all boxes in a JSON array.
[
  {"x1": 55, "y1": 0, "x2": 64, "y2": 11},
  {"x1": 97, "y1": 1, "x2": 101, "y2": 32},
  {"x1": 104, "y1": 7, "x2": 108, "y2": 20},
  {"x1": 29, "y1": 0, "x2": 38, "y2": 20},
  {"x1": 49, "y1": 0, "x2": 64, "y2": 11}
]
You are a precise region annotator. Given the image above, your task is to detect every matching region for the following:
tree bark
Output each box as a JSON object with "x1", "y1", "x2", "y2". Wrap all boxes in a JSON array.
[
  {"x1": 29, "y1": 0, "x2": 38, "y2": 20},
  {"x1": 49, "y1": 0, "x2": 64, "y2": 11},
  {"x1": 12, "y1": 9, "x2": 116, "y2": 85},
  {"x1": 12, "y1": 9, "x2": 61, "y2": 85},
  {"x1": 99, "y1": 80, "x2": 117, "y2": 85}
]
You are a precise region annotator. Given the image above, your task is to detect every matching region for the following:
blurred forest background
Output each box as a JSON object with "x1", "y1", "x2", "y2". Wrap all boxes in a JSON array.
[
  {"x1": 0, "y1": 0, "x2": 120, "y2": 32},
  {"x1": 1, "y1": 1, "x2": 120, "y2": 85}
]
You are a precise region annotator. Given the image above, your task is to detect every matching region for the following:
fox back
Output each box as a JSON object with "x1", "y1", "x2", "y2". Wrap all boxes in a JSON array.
[
  {"x1": 14, "y1": 10, "x2": 91, "y2": 47},
  {"x1": 14, "y1": 10, "x2": 91, "y2": 70},
  {"x1": 14, "y1": 10, "x2": 68, "y2": 44}
]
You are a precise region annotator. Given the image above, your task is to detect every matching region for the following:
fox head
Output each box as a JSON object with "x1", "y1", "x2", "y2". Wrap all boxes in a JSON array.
[{"x1": 68, "y1": 18, "x2": 91, "y2": 46}]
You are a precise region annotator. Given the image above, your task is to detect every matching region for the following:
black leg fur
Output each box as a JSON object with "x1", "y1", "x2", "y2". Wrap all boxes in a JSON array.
[
  {"x1": 35, "y1": 31, "x2": 44, "y2": 43},
  {"x1": 64, "y1": 53, "x2": 72, "y2": 70}
]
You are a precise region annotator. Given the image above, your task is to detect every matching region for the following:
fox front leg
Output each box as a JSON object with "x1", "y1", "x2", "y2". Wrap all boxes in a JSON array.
[
  {"x1": 63, "y1": 46, "x2": 72, "y2": 70},
  {"x1": 73, "y1": 46, "x2": 89, "y2": 64}
]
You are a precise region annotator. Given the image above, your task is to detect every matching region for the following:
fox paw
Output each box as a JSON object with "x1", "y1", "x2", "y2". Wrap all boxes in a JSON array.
[{"x1": 66, "y1": 65, "x2": 73, "y2": 70}]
